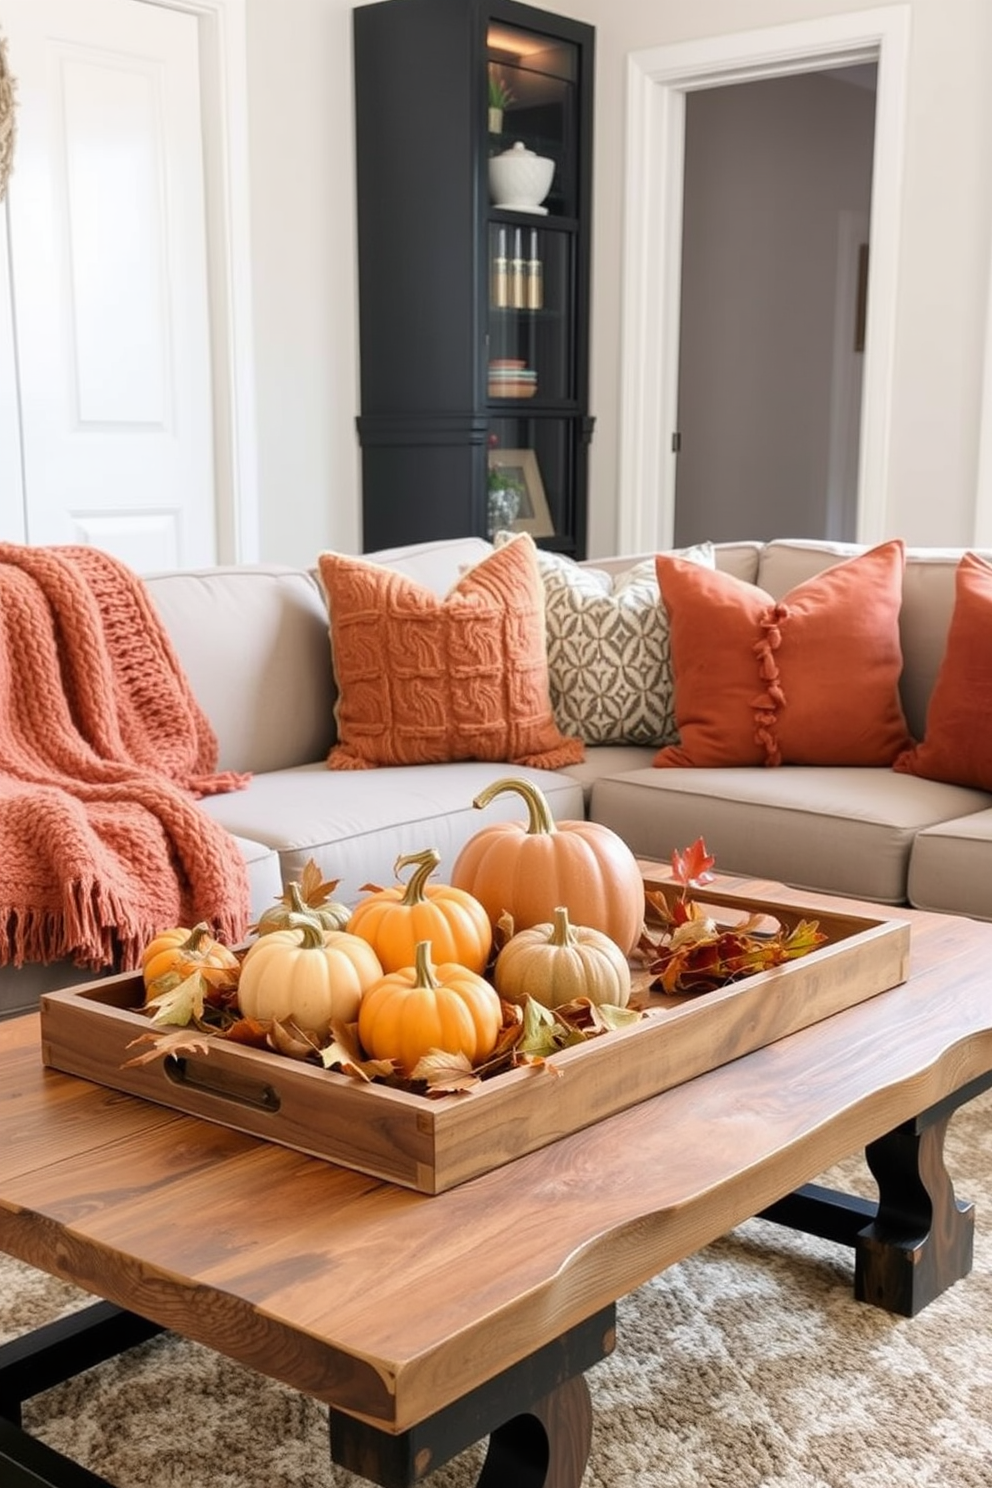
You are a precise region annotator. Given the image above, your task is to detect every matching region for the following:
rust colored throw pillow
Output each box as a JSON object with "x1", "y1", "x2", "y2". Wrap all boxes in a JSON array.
[
  {"x1": 318, "y1": 534, "x2": 584, "y2": 770},
  {"x1": 654, "y1": 540, "x2": 913, "y2": 769},
  {"x1": 893, "y1": 552, "x2": 992, "y2": 790}
]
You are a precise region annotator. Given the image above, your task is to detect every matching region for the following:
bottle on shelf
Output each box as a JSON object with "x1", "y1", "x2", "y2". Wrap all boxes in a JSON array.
[
  {"x1": 526, "y1": 229, "x2": 543, "y2": 310},
  {"x1": 492, "y1": 227, "x2": 509, "y2": 309},
  {"x1": 511, "y1": 228, "x2": 527, "y2": 310}
]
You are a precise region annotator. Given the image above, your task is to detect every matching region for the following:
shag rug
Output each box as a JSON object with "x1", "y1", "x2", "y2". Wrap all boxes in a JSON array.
[{"x1": 4, "y1": 1090, "x2": 992, "y2": 1487}]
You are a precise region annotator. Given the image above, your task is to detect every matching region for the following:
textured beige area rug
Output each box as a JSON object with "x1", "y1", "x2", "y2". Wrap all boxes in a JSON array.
[{"x1": 3, "y1": 1090, "x2": 992, "y2": 1487}]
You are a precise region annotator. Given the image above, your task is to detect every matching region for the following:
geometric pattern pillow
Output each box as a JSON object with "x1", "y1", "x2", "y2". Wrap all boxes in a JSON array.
[
  {"x1": 494, "y1": 539, "x2": 714, "y2": 746},
  {"x1": 318, "y1": 533, "x2": 584, "y2": 771}
]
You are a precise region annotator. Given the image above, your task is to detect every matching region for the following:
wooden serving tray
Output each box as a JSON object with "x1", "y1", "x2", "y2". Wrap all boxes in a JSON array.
[{"x1": 39, "y1": 877, "x2": 911, "y2": 1194}]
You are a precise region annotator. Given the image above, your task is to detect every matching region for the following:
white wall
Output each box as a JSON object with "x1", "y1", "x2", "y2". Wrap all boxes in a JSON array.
[
  {"x1": 244, "y1": 0, "x2": 992, "y2": 563},
  {"x1": 245, "y1": 0, "x2": 363, "y2": 562}
]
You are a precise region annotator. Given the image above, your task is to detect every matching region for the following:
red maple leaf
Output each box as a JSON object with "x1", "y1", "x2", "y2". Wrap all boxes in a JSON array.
[{"x1": 670, "y1": 837, "x2": 716, "y2": 894}]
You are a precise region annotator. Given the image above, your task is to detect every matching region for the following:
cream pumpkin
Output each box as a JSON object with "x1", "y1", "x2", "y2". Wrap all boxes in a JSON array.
[
  {"x1": 494, "y1": 905, "x2": 632, "y2": 1009},
  {"x1": 237, "y1": 918, "x2": 382, "y2": 1038}
]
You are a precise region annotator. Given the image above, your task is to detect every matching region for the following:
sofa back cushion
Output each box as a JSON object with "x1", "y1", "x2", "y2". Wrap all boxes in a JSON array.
[
  {"x1": 757, "y1": 539, "x2": 992, "y2": 741},
  {"x1": 146, "y1": 566, "x2": 337, "y2": 775},
  {"x1": 894, "y1": 552, "x2": 992, "y2": 790},
  {"x1": 586, "y1": 541, "x2": 762, "y2": 586}
]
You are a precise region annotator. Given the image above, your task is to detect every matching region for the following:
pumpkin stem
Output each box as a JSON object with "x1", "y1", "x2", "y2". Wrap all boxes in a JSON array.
[
  {"x1": 413, "y1": 939, "x2": 439, "y2": 990},
  {"x1": 394, "y1": 847, "x2": 441, "y2": 906},
  {"x1": 471, "y1": 777, "x2": 557, "y2": 837},
  {"x1": 287, "y1": 882, "x2": 311, "y2": 916},
  {"x1": 184, "y1": 923, "x2": 212, "y2": 953},
  {"x1": 550, "y1": 906, "x2": 577, "y2": 948},
  {"x1": 285, "y1": 914, "x2": 326, "y2": 949}
]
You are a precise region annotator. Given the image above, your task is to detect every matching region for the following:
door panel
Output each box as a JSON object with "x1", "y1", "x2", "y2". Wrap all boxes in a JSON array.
[{"x1": 1, "y1": 0, "x2": 215, "y2": 571}]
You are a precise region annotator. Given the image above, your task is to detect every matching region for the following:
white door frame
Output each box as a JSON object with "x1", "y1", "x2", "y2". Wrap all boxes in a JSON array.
[
  {"x1": 139, "y1": 0, "x2": 258, "y2": 562},
  {"x1": 617, "y1": 6, "x2": 910, "y2": 554}
]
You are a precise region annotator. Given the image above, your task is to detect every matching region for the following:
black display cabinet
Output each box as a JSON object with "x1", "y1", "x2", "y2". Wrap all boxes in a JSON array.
[{"x1": 353, "y1": 0, "x2": 594, "y2": 557}]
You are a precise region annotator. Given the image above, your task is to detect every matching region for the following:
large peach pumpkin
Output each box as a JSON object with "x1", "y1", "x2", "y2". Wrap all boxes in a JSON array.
[{"x1": 450, "y1": 777, "x2": 645, "y2": 954}]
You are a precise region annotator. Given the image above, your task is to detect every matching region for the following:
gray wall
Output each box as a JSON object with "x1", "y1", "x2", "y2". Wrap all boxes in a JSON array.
[{"x1": 674, "y1": 70, "x2": 876, "y2": 546}]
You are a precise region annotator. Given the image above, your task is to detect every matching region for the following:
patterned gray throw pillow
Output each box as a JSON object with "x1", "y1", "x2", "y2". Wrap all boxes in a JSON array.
[{"x1": 494, "y1": 537, "x2": 714, "y2": 746}]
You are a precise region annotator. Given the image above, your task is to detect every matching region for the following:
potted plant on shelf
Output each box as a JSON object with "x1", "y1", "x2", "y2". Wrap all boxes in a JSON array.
[
  {"x1": 487, "y1": 464, "x2": 526, "y2": 538},
  {"x1": 488, "y1": 66, "x2": 513, "y2": 134}
]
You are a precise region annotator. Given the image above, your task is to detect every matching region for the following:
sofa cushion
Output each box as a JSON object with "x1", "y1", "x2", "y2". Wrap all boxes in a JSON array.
[
  {"x1": 146, "y1": 566, "x2": 336, "y2": 775},
  {"x1": 495, "y1": 538, "x2": 714, "y2": 747},
  {"x1": 588, "y1": 766, "x2": 992, "y2": 905},
  {"x1": 199, "y1": 761, "x2": 585, "y2": 901},
  {"x1": 562, "y1": 744, "x2": 657, "y2": 806},
  {"x1": 894, "y1": 553, "x2": 992, "y2": 791},
  {"x1": 908, "y1": 809, "x2": 992, "y2": 921},
  {"x1": 318, "y1": 534, "x2": 583, "y2": 771},
  {"x1": 654, "y1": 541, "x2": 913, "y2": 769}
]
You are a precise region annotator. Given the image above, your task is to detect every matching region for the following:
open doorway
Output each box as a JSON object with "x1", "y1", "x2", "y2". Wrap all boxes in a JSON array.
[
  {"x1": 673, "y1": 65, "x2": 877, "y2": 548},
  {"x1": 616, "y1": 8, "x2": 910, "y2": 556}
]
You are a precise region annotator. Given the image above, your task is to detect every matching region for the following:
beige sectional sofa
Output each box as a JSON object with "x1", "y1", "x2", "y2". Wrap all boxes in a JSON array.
[{"x1": 1, "y1": 533, "x2": 988, "y2": 1021}]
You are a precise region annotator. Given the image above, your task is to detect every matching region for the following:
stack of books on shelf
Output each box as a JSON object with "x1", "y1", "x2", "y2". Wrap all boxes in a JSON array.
[{"x1": 488, "y1": 359, "x2": 537, "y2": 399}]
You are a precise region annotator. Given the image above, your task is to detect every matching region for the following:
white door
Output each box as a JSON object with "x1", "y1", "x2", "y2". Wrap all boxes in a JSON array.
[{"x1": 0, "y1": 0, "x2": 216, "y2": 571}]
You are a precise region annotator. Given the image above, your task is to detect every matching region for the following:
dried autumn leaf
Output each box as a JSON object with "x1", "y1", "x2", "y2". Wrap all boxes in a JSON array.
[
  {"x1": 552, "y1": 997, "x2": 642, "y2": 1035},
  {"x1": 319, "y1": 1018, "x2": 395, "y2": 1081},
  {"x1": 220, "y1": 1017, "x2": 271, "y2": 1048},
  {"x1": 296, "y1": 859, "x2": 342, "y2": 910},
  {"x1": 409, "y1": 1048, "x2": 480, "y2": 1094},
  {"x1": 671, "y1": 836, "x2": 716, "y2": 892},
  {"x1": 494, "y1": 910, "x2": 516, "y2": 952},
  {"x1": 122, "y1": 1028, "x2": 212, "y2": 1068},
  {"x1": 267, "y1": 1018, "x2": 321, "y2": 1061},
  {"x1": 143, "y1": 970, "x2": 205, "y2": 1028},
  {"x1": 650, "y1": 918, "x2": 828, "y2": 996}
]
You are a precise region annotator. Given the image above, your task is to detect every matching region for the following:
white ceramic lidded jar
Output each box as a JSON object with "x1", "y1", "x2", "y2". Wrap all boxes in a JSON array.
[{"x1": 488, "y1": 142, "x2": 555, "y2": 214}]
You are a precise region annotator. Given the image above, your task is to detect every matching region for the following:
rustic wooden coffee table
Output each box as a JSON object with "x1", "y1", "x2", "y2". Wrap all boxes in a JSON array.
[{"x1": 2, "y1": 875, "x2": 992, "y2": 1488}]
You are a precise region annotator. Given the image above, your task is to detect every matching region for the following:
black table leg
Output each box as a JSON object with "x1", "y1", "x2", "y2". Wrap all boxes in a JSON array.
[
  {"x1": 758, "y1": 1071, "x2": 991, "y2": 1316},
  {"x1": 856, "y1": 1108, "x2": 974, "y2": 1315},
  {"x1": 328, "y1": 1305, "x2": 614, "y2": 1487}
]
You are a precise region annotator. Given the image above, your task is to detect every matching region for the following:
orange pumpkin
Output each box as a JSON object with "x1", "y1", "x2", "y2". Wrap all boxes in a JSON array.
[
  {"x1": 450, "y1": 777, "x2": 645, "y2": 954},
  {"x1": 357, "y1": 940, "x2": 501, "y2": 1077},
  {"x1": 141, "y1": 923, "x2": 240, "y2": 1001},
  {"x1": 347, "y1": 847, "x2": 492, "y2": 974}
]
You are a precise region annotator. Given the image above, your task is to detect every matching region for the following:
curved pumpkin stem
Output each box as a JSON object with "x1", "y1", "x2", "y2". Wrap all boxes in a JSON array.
[
  {"x1": 183, "y1": 923, "x2": 213, "y2": 953},
  {"x1": 471, "y1": 777, "x2": 557, "y2": 837},
  {"x1": 394, "y1": 847, "x2": 442, "y2": 906},
  {"x1": 413, "y1": 939, "x2": 438, "y2": 990},
  {"x1": 549, "y1": 905, "x2": 577, "y2": 948},
  {"x1": 287, "y1": 882, "x2": 311, "y2": 916},
  {"x1": 285, "y1": 914, "x2": 326, "y2": 949}
]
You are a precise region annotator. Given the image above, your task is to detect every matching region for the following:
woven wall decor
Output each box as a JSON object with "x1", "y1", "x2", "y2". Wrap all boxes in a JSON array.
[{"x1": 0, "y1": 27, "x2": 17, "y2": 204}]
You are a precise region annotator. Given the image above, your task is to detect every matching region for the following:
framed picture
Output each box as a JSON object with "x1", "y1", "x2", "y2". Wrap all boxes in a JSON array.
[{"x1": 487, "y1": 449, "x2": 554, "y2": 537}]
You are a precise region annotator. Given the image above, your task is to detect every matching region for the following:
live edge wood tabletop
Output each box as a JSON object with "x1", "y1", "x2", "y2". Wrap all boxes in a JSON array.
[{"x1": 1, "y1": 875, "x2": 992, "y2": 1481}]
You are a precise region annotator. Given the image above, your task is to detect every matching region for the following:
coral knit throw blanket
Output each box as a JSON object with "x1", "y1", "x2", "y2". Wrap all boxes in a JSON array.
[{"x1": 0, "y1": 543, "x2": 252, "y2": 972}]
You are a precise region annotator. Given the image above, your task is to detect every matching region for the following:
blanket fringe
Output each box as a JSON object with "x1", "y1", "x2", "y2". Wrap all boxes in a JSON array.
[{"x1": 1, "y1": 875, "x2": 247, "y2": 972}]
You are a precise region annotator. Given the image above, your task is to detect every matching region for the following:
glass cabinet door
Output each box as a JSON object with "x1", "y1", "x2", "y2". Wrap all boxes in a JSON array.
[
  {"x1": 488, "y1": 225, "x2": 573, "y2": 403},
  {"x1": 485, "y1": 18, "x2": 587, "y2": 554},
  {"x1": 486, "y1": 24, "x2": 579, "y2": 217}
]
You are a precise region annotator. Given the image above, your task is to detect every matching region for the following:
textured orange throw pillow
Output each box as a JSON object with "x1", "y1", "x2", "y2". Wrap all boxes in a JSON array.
[
  {"x1": 893, "y1": 552, "x2": 992, "y2": 790},
  {"x1": 654, "y1": 540, "x2": 913, "y2": 768},
  {"x1": 318, "y1": 534, "x2": 584, "y2": 770}
]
